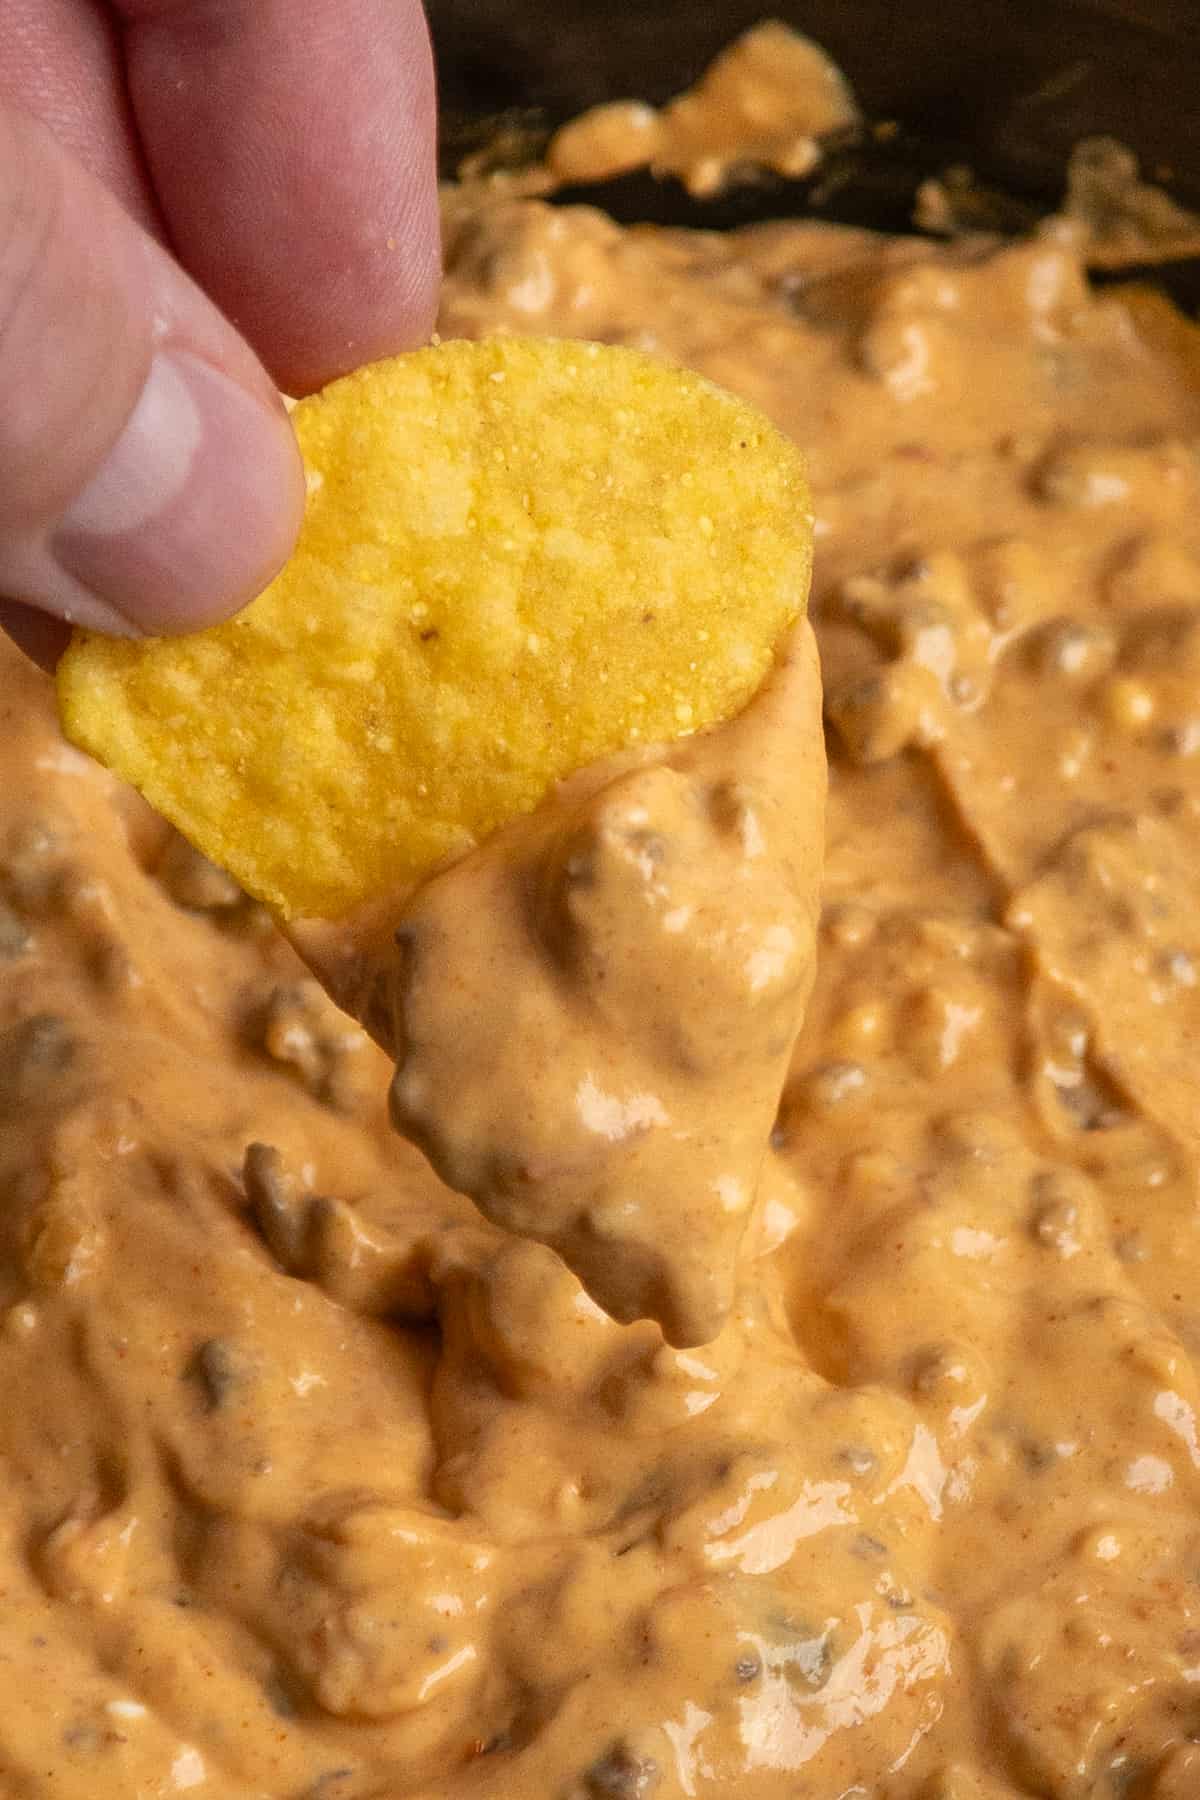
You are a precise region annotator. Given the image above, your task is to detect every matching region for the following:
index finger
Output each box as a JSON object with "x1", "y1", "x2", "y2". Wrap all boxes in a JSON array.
[{"x1": 114, "y1": 0, "x2": 441, "y2": 395}]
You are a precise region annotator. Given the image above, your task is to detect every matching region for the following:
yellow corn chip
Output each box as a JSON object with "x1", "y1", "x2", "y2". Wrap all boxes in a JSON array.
[
  {"x1": 58, "y1": 337, "x2": 812, "y2": 918},
  {"x1": 1113, "y1": 283, "x2": 1200, "y2": 383}
]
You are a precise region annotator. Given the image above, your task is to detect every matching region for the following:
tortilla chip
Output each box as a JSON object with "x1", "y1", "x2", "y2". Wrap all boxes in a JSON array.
[{"x1": 58, "y1": 337, "x2": 811, "y2": 918}]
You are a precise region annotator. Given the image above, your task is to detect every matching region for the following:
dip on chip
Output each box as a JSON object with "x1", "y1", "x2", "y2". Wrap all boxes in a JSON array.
[{"x1": 57, "y1": 337, "x2": 812, "y2": 919}]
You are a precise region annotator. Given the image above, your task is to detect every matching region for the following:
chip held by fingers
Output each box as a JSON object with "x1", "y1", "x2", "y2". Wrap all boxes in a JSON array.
[{"x1": 57, "y1": 336, "x2": 813, "y2": 919}]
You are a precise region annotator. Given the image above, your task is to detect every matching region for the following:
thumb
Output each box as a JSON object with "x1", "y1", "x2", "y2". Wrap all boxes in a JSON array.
[{"x1": 0, "y1": 102, "x2": 304, "y2": 652}]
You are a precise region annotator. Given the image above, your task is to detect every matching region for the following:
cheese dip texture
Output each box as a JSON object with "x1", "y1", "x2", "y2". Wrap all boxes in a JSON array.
[{"x1": 4, "y1": 28, "x2": 1200, "y2": 1800}]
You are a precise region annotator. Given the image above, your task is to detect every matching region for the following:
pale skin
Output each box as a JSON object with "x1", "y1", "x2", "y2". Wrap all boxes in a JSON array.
[{"x1": 0, "y1": 0, "x2": 441, "y2": 668}]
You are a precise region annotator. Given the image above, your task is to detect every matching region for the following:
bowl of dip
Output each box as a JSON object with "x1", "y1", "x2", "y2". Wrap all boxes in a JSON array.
[{"x1": 3, "y1": 4, "x2": 1200, "y2": 1796}]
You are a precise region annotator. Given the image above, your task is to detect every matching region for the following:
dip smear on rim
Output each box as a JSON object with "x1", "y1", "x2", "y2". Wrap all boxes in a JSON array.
[{"x1": 5, "y1": 22, "x2": 1200, "y2": 1799}]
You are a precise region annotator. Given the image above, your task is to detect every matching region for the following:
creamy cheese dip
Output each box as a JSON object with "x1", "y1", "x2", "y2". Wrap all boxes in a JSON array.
[{"x1": 4, "y1": 28, "x2": 1200, "y2": 1799}]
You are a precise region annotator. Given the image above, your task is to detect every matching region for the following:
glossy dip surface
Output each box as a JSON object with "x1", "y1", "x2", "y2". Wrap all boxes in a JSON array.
[{"x1": 5, "y1": 29, "x2": 1200, "y2": 1799}]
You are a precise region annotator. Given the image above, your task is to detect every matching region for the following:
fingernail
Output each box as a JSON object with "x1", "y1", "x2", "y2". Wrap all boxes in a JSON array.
[{"x1": 53, "y1": 349, "x2": 304, "y2": 633}]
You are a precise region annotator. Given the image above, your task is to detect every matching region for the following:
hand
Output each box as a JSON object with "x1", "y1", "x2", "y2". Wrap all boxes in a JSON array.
[{"x1": 0, "y1": 0, "x2": 440, "y2": 667}]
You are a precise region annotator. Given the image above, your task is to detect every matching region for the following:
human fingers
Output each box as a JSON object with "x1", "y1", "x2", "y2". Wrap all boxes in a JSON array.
[
  {"x1": 0, "y1": 102, "x2": 304, "y2": 657},
  {"x1": 0, "y1": 0, "x2": 159, "y2": 228},
  {"x1": 117, "y1": 0, "x2": 440, "y2": 395}
]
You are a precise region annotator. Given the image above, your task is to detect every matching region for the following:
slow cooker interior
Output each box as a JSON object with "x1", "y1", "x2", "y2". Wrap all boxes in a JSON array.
[{"x1": 426, "y1": 0, "x2": 1199, "y2": 308}]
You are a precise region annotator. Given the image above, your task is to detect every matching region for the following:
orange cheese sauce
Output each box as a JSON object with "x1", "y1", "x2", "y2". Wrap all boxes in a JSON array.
[{"x1": 5, "y1": 32, "x2": 1200, "y2": 1799}]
